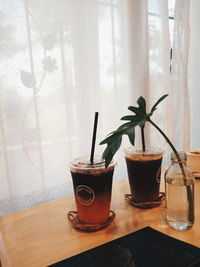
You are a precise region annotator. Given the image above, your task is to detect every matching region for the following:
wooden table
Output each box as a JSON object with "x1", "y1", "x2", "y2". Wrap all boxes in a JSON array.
[{"x1": 0, "y1": 178, "x2": 200, "y2": 267}]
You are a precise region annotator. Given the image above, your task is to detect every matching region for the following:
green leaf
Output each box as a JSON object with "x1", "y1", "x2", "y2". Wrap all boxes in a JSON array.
[
  {"x1": 101, "y1": 134, "x2": 122, "y2": 168},
  {"x1": 117, "y1": 122, "x2": 134, "y2": 131},
  {"x1": 121, "y1": 115, "x2": 137, "y2": 121},
  {"x1": 124, "y1": 127, "x2": 135, "y2": 145},
  {"x1": 121, "y1": 114, "x2": 147, "y2": 129},
  {"x1": 100, "y1": 121, "x2": 136, "y2": 167},
  {"x1": 102, "y1": 149, "x2": 113, "y2": 168},
  {"x1": 128, "y1": 106, "x2": 145, "y2": 117},
  {"x1": 137, "y1": 96, "x2": 146, "y2": 114},
  {"x1": 100, "y1": 133, "x2": 117, "y2": 145},
  {"x1": 121, "y1": 115, "x2": 144, "y2": 123},
  {"x1": 100, "y1": 122, "x2": 133, "y2": 147},
  {"x1": 150, "y1": 94, "x2": 168, "y2": 114}
]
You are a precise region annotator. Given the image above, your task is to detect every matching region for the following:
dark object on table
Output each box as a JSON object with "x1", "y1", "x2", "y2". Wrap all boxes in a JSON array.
[{"x1": 49, "y1": 227, "x2": 200, "y2": 267}]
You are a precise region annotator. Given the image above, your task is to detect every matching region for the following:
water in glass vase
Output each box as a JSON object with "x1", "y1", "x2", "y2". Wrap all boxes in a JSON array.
[{"x1": 165, "y1": 177, "x2": 194, "y2": 231}]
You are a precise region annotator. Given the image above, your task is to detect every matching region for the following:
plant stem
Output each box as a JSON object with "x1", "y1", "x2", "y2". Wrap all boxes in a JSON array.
[
  {"x1": 148, "y1": 119, "x2": 184, "y2": 175},
  {"x1": 148, "y1": 118, "x2": 194, "y2": 222},
  {"x1": 141, "y1": 127, "x2": 146, "y2": 151}
]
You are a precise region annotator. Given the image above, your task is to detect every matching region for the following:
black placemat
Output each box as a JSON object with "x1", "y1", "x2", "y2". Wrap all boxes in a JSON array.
[{"x1": 49, "y1": 227, "x2": 200, "y2": 267}]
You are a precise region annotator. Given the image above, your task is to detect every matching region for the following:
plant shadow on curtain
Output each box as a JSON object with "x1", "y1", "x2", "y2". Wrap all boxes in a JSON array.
[
  {"x1": 0, "y1": 0, "x2": 137, "y2": 215},
  {"x1": 0, "y1": 0, "x2": 194, "y2": 215}
]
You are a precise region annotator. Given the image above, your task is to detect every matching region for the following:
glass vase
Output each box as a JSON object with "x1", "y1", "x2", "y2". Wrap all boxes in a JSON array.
[{"x1": 164, "y1": 151, "x2": 195, "y2": 231}]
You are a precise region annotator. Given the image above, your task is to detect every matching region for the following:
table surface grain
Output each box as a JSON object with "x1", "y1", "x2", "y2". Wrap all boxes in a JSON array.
[{"x1": 0, "y1": 176, "x2": 200, "y2": 267}]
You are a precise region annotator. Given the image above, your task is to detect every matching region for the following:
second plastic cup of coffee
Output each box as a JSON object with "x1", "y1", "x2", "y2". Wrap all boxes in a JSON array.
[{"x1": 124, "y1": 146, "x2": 164, "y2": 208}]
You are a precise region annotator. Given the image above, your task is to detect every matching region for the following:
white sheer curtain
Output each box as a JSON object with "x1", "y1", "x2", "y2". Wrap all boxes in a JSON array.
[
  {"x1": 189, "y1": 0, "x2": 200, "y2": 150},
  {"x1": 0, "y1": 0, "x2": 195, "y2": 215}
]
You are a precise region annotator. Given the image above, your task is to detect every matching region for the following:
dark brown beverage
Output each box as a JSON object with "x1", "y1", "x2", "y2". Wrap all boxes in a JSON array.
[
  {"x1": 70, "y1": 157, "x2": 115, "y2": 224},
  {"x1": 124, "y1": 147, "x2": 163, "y2": 207}
]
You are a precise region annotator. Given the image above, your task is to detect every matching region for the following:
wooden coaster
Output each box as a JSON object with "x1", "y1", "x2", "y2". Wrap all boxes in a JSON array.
[
  {"x1": 125, "y1": 192, "x2": 165, "y2": 209},
  {"x1": 67, "y1": 210, "x2": 116, "y2": 232}
]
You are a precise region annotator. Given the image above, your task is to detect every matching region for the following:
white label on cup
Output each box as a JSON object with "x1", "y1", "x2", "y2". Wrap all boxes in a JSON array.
[{"x1": 76, "y1": 185, "x2": 95, "y2": 205}]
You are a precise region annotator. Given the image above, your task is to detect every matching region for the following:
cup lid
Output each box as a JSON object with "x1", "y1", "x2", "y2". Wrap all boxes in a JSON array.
[
  {"x1": 124, "y1": 146, "x2": 164, "y2": 161},
  {"x1": 69, "y1": 156, "x2": 115, "y2": 172},
  {"x1": 124, "y1": 146, "x2": 164, "y2": 154}
]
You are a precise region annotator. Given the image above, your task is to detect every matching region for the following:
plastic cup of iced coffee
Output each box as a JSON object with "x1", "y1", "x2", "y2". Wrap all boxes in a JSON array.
[
  {"x1": 124, "y1": 146, "x2": 165, "y2": 209},
  {"x1": 68, "y1": 156, "x2": 116, "y2": 231}
]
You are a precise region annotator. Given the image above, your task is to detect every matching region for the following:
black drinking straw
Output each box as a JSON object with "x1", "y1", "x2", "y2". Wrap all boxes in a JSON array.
[
  {"x1": 90, "y1": 112, "x2": 99, "y2": 164},
  {"x1": 141, "y1": 127, "x2": 146, "y2": 151}
]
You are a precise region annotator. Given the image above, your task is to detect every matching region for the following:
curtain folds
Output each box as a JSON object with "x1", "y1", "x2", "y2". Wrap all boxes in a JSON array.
[
  {"x1": 0, "y1": 0, "x2": 195, "y2": 215},
  {"x1": 169, "y1": 0, "x2": 191, "y2": 152}
]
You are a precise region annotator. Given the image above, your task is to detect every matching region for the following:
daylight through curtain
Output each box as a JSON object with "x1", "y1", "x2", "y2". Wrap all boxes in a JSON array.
[{"x1": 0, "y1": 0, "x2": 193, "y2": 215}]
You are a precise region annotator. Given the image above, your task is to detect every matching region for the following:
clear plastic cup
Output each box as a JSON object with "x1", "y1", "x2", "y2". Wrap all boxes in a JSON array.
[
  {"x1": 69, "y1": 156, "x2": 115, "y2": 224},
  {"x1": 124, "y1": 146, "x2": 164, "y2": 208}
]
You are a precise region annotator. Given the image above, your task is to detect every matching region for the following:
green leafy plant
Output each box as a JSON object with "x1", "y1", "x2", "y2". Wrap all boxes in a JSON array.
[
  {"x1": 100, "y1": 94, "x2": 169, "y2": 167},
  {"x1": 100, "y1": 94, "x2": 194, "y2": 222}
]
